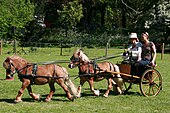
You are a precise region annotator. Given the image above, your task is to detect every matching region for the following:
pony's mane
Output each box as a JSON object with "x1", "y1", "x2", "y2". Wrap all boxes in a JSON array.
[
  {"x1": 9, "y1": 55, "x2": 29, "y2": 63},
  {"x1": 75, "y1": 49, "x2": 90, "y2": 62}
]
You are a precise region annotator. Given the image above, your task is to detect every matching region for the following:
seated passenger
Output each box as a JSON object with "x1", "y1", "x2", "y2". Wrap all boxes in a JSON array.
[
  {"x1": 123, "y1": 33, "x2": 142, "y2": 63},
  {"x1": 135, "y1": 32, "x2": 156, "y2": 66}
]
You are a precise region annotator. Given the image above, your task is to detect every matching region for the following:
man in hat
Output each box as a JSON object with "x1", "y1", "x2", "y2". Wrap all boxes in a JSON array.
[{"x1": 123, "y1": 33, "x2": 142, "y2": 62}]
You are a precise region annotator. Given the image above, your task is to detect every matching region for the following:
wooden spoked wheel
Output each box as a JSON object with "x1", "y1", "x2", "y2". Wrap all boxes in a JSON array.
[{"x1": 140, "y1": 68, "x2": 162, "y2": 97}]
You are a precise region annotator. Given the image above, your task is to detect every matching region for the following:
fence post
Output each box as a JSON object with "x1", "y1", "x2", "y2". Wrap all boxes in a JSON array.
[
  {"x1": 0, "y1": 39, "x2": 2, "y2": 55},
  {"x1": 13, "y1": 39, "x2": 17, "y2": 54},
  {"x1": 105, "y1": 43, "x2": 108, "y2": 57},
  {"x1": 60, "y1": 42, "x2": 63, "y2": 56},
  {"x1": 105, "y1": 36, "x2": 113, "y2": 57},
  {"x1": 161, "y1": 43, "x2": 164, "y2": 60}
]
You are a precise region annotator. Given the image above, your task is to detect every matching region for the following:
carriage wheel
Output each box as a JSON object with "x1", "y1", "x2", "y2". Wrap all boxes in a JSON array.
[
  {"x1": 140, "y1": 68, "x2": 162, "y2": 97},
  {"x1": 123, "y1": 81, "x2": 132, "y2": 94}
]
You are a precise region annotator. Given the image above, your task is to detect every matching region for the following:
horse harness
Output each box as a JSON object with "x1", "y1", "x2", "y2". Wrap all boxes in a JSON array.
[
  {"x1": 78, "y1": 61, "x2": 113, "y2": 78},
  {"x1": 18, "y1": 64, "x2": 64, "y2": 85}
]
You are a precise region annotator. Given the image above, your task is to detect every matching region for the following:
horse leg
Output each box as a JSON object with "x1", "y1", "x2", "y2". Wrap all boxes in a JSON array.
[
  {"x1": 27, "y1": 85, "x2": 40, "y2": 100},
  {"x1": 15, "y1": 80, "x2": 30, "y2": 103},
  {"x1": 103, "y1": 78, "x2": 113, "y2": 97},
  {"x1": 113, "y1": 77, "x2": 123, "y2": 94},
  {"x1": 56, "y1": 79, "x2": 73, "y2": 101},
  {"x1": 113, "y1": 65, "x2": 124, "y2": 94},
  {"x1": 77, "y1": 78, "x2": 86, "y2": 98},
  {"x1": 88, "y1": 78, "x2": 100, "y2": 96},
  {"x1": 45, "y1": 82, "x2": 55, "y2": 102}
]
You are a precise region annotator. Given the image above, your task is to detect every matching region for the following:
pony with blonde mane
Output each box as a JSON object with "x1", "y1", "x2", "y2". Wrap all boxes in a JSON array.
[
  {"x1": 68, "y1": 49, "x2": 123, "y2": 97},
  {"x1": 3, "y1": 55, "x2": 78, "y2": 102}
]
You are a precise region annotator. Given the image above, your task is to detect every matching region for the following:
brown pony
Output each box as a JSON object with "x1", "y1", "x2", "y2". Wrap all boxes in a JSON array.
[
  {"x1": 68, "y1": 49, "x2": 123, "y2": 97},
  {"x1": 3, "y1": 55, "x2": 78, "y2": 102}
]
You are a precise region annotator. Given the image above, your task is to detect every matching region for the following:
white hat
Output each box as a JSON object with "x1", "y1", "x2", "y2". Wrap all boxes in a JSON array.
[{"x1": 129, "y1": 33, "x2": 138, "y2": 39}]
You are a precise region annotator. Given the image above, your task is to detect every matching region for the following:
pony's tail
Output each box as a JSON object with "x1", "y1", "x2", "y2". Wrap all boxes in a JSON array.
[
  {"x1": 62, "y1": 67, "x2": 78, "y2": 98},
  {"x1": 109, "y1": 63, "x2": 123, "y2": 94},
  {"x1": 65, "y1": 78, "x2": 78, "y2": 98}
]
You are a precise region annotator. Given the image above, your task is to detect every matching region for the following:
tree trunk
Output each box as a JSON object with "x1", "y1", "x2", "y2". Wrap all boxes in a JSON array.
[
  {"x1": 100, "y1": 3, "x2": 107, "y2": 26},
  {"x1": 121, "y1": 1, "x2": 127, "y2": 29},
  {"x1": 121, "y1": 6, "x2": 126, "y2": 28}
]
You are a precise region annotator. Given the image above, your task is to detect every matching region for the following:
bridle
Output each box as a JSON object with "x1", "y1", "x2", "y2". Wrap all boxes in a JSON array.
[
  {"x1": 4, "y1": 59, "x2": 31, "y2": 77},
  {"x1": 69, "y1": 57, "x2": 82, "y2": 68},
  {"x1": 4, "y1": 60, "x2": 17, "y2": 77},
  {"x1": 71, "y1": 57, "x2": 80, "y2": 63},
  {"x1": 69, "y1": 55, "x2": 93, "y2": 69}
]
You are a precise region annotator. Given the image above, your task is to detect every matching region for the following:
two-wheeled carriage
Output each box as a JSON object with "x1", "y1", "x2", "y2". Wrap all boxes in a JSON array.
[
  {"x1": 116, "y1": 63, "x2": 162, "y2": 97},
  {"x1": 68, "y1": 49, "x2": 162, "y2": 97}
]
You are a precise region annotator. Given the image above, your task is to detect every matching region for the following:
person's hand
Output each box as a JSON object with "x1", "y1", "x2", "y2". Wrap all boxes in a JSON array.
[
  {"x1": 123, "y1": 52, "x2": 128, "y2": 56},
  {"x1": 127, "y1": 50, "x2": 132, "y2": 55},
  {"x1": 150, "y1": 60, "x2": 155, "y2": 66},
  {"x1": 137, "y1": 59, "x2": 140, "y2": 62}
]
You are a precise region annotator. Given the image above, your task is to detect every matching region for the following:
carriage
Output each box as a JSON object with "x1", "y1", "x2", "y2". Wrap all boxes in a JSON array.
[
  {"x1": 68, "y1": 49, "x2": 162, "y2": 97},
  {"x1": 116, "y1": 62, "x2": 162, "y2": 97},
  {"x1": 3, "y1": 50, "x2": 162, "y2": 103}
]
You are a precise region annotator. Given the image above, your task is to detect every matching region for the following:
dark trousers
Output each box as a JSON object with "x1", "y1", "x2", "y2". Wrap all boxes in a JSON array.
[{"x1": 135, "y1": 59, "x2": 150, "y2": 66}]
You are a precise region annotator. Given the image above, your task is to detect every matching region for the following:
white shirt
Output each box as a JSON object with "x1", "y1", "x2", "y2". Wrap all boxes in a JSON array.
[{"x1": 128, "y1": 42, "x2": 142, "y2": 61}]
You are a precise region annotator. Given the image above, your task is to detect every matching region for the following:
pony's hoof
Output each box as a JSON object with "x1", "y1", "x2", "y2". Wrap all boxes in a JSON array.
[
  {"x1": 69, "y1": 97, "x2": 75, "y2": 102},
  {"x1": 68, "y1": 96, "x2": 74, "y2": 102},
  {"x1": 103, "y1": 94, "x2": 108, "y2": 98},
  {"x1": 69, "y1": 98, "x2": 74, "y2": 102},
  {"x1": 35, "y1": 94, "x2": 40, "y2": 100},
  {"x1": 76, "y1": 95, "x2": 81, "y2": 98},
  {"x1": 94, "y1": 90, "x2": 100, "y2": 96},
  {"x1": 75, "y1": 94, "x2": 81, "y2": 98},
  {"x1": 14, "y1": 99, "x2": 23, "y2": 103},
  {"x1": 45, "y1": 98, "x2": 51, "y2": 102},
  {"x1": 116, "y1": 90, "x2": 123, "y2": 95}
]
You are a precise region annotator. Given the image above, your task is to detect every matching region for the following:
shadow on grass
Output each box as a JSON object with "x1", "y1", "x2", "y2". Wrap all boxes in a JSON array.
[
  {"x1": 82, "y1": 88, "x2": 142, "y2": 97},
  {"x1": 0, "y1": 94, "x2": 71, "y2": 104},
  {"x1": 123, "y1": 91, "x2": 142, "y2": 96},
  {"x1": 0, "y1": 89, "x2": 142, "y2": 104},
  {"x1": 0, "y1": 98, "x2": 39, "y2": 104},
  {"x1": 0, "y1": 79, "x2": 6, "y2": 80},
  {"x1": 41, "y1": 94, "x2": 71, "y2": 102},
  {"x1": 0, "y1": 98, "x2": 15, "y2": 104}
]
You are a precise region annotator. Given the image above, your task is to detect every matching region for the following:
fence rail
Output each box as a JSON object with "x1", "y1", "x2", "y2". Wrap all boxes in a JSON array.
[{"x1": 0, "y1": 40, "x2": 168, "y2": 60}]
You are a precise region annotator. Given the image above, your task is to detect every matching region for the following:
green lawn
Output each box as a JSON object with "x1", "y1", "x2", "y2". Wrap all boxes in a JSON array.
[{"x1": 0, "y1": 47, "x2": 169, "y2": 113}]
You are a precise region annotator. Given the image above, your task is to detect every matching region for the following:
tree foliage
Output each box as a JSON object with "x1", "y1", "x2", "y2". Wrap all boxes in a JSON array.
[
  {"x1": 0, "y1": 0, "x2": 170, "y2": 45},
  {"x1": 57, "y1": 0, "x2": 83, "y2": 29},
  {"x1": 0, "y1": 0, "x2": 35, "y2": 39}
]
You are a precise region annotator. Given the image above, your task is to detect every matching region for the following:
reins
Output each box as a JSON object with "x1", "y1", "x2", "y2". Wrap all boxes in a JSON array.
[
  {"x1": 7, "y1": 53, "x2": 123, "y2": 80},
  {"x1": 16, "y1": 63, "x2": 33, "y2": 74}
]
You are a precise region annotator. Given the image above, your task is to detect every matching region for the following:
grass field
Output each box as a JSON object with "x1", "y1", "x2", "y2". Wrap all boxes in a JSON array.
[{"x1": 0, "y1": 47, "x2": 170, "y2": 113}]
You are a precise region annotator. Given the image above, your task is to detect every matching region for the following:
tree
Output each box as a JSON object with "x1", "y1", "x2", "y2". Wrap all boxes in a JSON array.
[
  {"x1": 0, "y1": 0, "x2": 35, "y2": 40},
  {"x1": 119, "y1": 0, "x2": 159, "y2": 30},
  {"x1": 57, "y1": 0, "x2": 83, "y2": 30},
  {"x1": 147, "y1": 0, "x2": 170, "y2": 44}
]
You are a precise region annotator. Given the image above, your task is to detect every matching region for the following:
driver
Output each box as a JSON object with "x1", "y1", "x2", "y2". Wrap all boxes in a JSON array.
[{"x1": 123, "y1": 33, "x2": 142, "y2": 63}]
